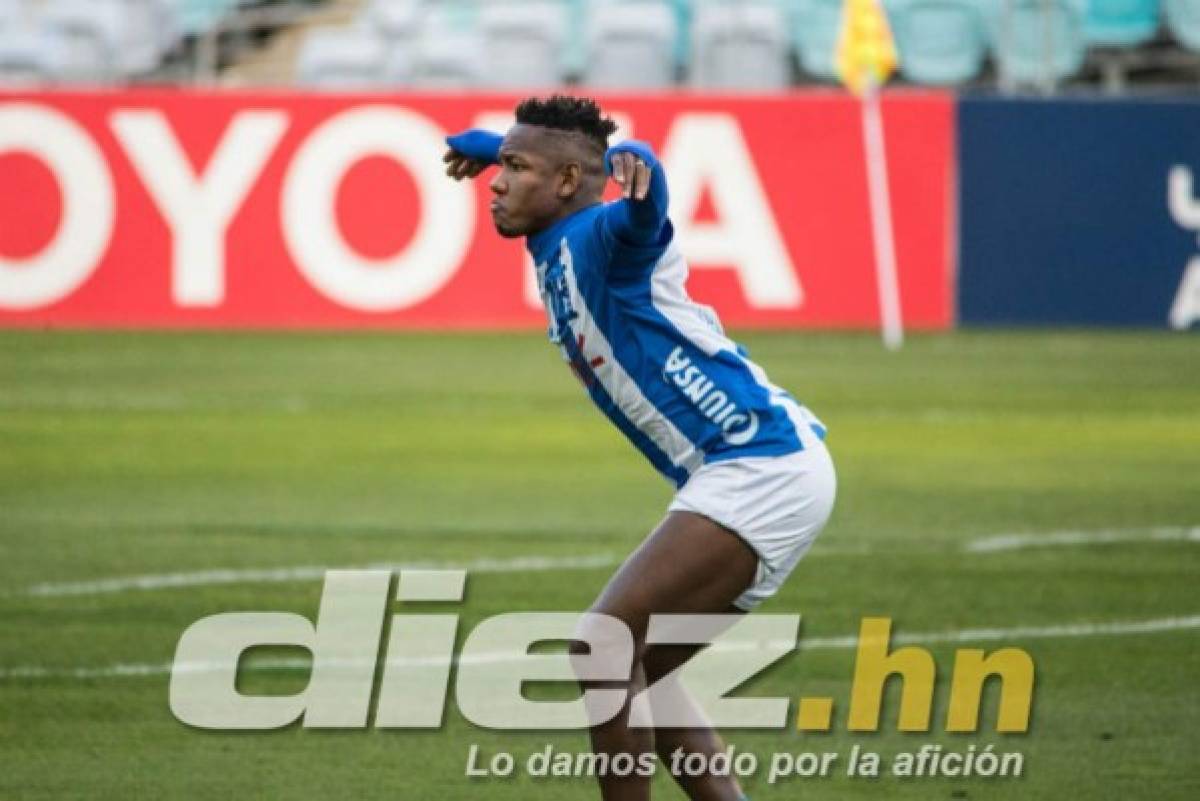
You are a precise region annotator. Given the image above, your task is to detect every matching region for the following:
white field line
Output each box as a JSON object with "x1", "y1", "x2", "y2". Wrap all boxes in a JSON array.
[
  {"x1": 2, "y1": 614, "x2": 1197, "y2": 682},
  {"x1": 15, "y1": 525, "x2": 1197, "y2": 598},
  {"x1": 23, "y1": 554, "x2": 624, "y2": 598},
  {"x1": 966, "y1": 526, "x2": 1200, "y2": 554},
  {"x1": 19, "y1": 547, "x2": 872, "y2": 599}
]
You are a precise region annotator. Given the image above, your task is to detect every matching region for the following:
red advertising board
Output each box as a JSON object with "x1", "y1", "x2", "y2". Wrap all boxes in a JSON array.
[{"x1": 0, "y1": 90, "x2": 953, "y2": 329}]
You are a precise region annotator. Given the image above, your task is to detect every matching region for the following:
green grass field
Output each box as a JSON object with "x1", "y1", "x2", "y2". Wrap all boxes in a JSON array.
[{"x1": 1, "y1": 330, "x2": 1197, "y2": 800}]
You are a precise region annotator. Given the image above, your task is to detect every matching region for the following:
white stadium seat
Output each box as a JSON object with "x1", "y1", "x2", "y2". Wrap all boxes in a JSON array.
[
  {"x1": 114, "y1": 0, "x2": 169, "y2": 74},
  {"x1": 405, "y1": 1, "x2": 485, "y2": 88},
  {"x1": 147, "y1": 0, "x2": 184, "y2": 59},
  {"x1": 691, "y1": 1, "x2": 791, "y2": 89},
  {"x1": 0, "y1": 27, "x2": 72, "y2": 84},
  {"x1": 477, "y1": 1, "x2": 569, "y2": 88},
  {"x1": 296, "y1": 27, "x2": 388, "y2": 89},
  {"x1": 38, "y1": 0, "x2": 123, "y2": 81},
  {"x1": 38, "y1": 0, "x2": 165, "y2": 79},
  {"x1": 584, "y1": 0, "x2": 677, "y2": 89},
  {"x1": 363, "y1": 0, "x2": 423, "y2": 42},
  {"x1": 0, "y1": 10, "x2": 19, "y2": 38},
  {"x1": 361, "y1": 0, "x2": 423, "y2": 85},
  {"x1": 408, "y1": 28, "x2": 485, "y2": 88},
  {"x1": 0, "y1": 0, "x2": 26, "y2": 31}
]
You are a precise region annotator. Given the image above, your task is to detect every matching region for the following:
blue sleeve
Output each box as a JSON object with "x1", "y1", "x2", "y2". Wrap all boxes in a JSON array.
[
  {"x1": 601, "y1": 140, "x2": 671, "y2": 249},
  {"x1": 445, "y1": 129, "x2": 503, "y2": 166}
]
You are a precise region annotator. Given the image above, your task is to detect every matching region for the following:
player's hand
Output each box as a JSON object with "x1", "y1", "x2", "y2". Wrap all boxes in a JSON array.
[
  {"x1": 443, "y1": 130, "x2": 503, "y2": 180},
  {"x1": 442, "y1": 149, "x2": 489, "y2": 181},
  {"x1": 609, "y1": 150, "x2": 652, "y2": 201}
]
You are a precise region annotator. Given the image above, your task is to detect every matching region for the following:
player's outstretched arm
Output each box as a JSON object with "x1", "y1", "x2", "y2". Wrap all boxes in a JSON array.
[
  {"x1": 604, "y1": 140, "x2": 669, "y2": 247},
  {"x1": 443, "y1": 129, "x2": 503, "y2": 181}
]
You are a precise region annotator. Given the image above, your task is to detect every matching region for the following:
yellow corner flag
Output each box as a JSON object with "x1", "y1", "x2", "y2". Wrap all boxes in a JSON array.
[{"x1": 835, "y1": 0, "x2": 899, "y2": 95}]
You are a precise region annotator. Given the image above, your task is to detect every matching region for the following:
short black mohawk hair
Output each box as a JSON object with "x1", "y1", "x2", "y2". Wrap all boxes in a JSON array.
[{"x1": 514, "y1": 94, "x2": 619, "y2": 151}]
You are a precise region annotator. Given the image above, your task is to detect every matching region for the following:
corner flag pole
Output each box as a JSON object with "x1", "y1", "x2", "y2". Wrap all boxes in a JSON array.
[
  {"x1": 860, "y1": 80, "x2": 903, "y2": 350},
  {"x1": 836, "y1": 0, "x2": 903, "y2": 350}
]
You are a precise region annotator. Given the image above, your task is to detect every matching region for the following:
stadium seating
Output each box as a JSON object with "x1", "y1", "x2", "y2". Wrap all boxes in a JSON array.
[
  {"x1": 363, "y1": 0, "x2": 422, "y2": 41},
  {"x1": 0, "y1": 2, "x2": 22, "y2": 35},
  {"x1": 295, "y1": 26, "x2": 388, "y2": 88},
  {"x1": 39, "y1": 0, "x2": 127, "y2": 80},
  {"x1": 0, "y1": 0, "x2": 22, "y2": 22},
  {"x1": 793, "y1": 0, "x2": 844, "y2": 81},
  {"x1": 0, "y1": 27, "x2": 72, "y2": 83},
  {"x1": 887, "y1": 0, "x2": 988, "y2": 85},
  {"x1": 176, "y1": 0, "x2": 246, "y2": 37},
  {"x1": 407, "y1": 4, "x2": 486, "y2": 89},
  {"x1": 477, "y1": 1, "x2": 569, "y2": 87},
  {"x1": 362, "y1": 0, "x2": 425, "y2": 83},
  {"x1": 987, "y1": 0, "x2": 1088, "y2": 88},
  {"x1": 583, "y1": 1, "x2": 677, "y2": 88},
  {"x1": 1084, "y1": 0, "x2": 1161, "y2": 46},
  {"x1": 1165, "y1": 0, "x2": 1200, "y2": 50},
  {"x1": 2, "y1": 0, "x2": 1198, "y2": 91},
  {"x1": 0, "y1": 0, "x2": 179, "y2": 81},
  {"x1": 691, "y1": 1, "x2": 792, "y2": 89}
]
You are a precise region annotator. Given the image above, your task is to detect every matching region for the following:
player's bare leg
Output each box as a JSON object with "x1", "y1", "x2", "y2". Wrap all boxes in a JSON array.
[
  {"x1": 574, "y1": 510, "x2": 758, "y2": 801},
  {"x1": 643, "y1": 639, "x2": 743, "y2": 800}
]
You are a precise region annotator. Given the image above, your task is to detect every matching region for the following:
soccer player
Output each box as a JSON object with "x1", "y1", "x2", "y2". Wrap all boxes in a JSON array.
[{"x1": 443, "y1": 95, "x2": 836, "y2": 801}]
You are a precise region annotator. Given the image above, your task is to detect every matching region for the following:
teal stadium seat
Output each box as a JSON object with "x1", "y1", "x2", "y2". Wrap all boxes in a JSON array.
[
  {"x1": 887, "y1": 0, "x2": 987, "y2": 85},
  {"x1": 1165, "y1": 0, "x2": 1200, "y2": 49},
  {"x1": 1084, "y1": 0, "x2": 1161, "y2": 46},
  {"x1": 177, "y1": 0, "x2": 243, "y2": 36},
  {"x1": 670, "y1": 0, "x2": 694, "y2": 70},
  {"x1": 793, "y1": 0, "x2": 844, "y2": 81},
  {"x1": 987, "y1": 0, "x2": 1087, "y2": 88}
]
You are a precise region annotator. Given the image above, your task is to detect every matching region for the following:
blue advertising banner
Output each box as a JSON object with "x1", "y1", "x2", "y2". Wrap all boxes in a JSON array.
[{"x1": 958, "y1": 96, "x2": 1200, "y2": 329}]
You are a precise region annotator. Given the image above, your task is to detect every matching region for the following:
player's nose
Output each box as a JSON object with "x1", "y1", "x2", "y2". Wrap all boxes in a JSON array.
[{"x1": 489, "y1": 172, "x2": 506, "y2": 195}]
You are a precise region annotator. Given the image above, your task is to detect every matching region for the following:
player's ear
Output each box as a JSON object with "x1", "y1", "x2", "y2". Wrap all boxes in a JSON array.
[{"x1": 557, "y1": 162, "x2": 582, "y2": 199}]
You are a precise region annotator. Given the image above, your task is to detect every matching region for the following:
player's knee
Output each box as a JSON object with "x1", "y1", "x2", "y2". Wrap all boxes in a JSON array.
[
  {"x1": 641, "y1": 643, "x2": 692, "y2": 686},
  {"x1": 569, "y1": 611, "x2": 639, "y2": 687},
  {"x1": 640, "y1": 646, "x2": 671, "y2": 686}
]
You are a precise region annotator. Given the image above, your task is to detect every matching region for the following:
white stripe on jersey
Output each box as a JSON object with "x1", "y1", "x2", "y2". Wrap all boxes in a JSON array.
[
  {"x1": 647, "y1": 243, "x2": 730, "y2": 357},
  {"x1": 742, "y1": 355, "x2": 826, "y2": 443},
  {"x1": 557, "y1": 239, "x2": 705, "y2": 474},
  {"x1": 652, "y1": 241, "x2": 820, "y2": 431},
  {"x1": 647, "y1": 242, "x2": 825, "y2": 444}
]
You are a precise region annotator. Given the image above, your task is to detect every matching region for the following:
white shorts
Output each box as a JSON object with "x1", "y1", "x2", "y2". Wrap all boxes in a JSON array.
[{"x1": 668, "y1": 434, "x2": 837, "y2": 611}]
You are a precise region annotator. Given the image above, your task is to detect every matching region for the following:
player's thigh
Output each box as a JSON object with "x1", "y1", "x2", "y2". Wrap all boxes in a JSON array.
[
  {"x1": 640, "y1": 607, "x2": 743, "y2": 687},
  {"x1": 588, "y1": 511, "x2": 757, "y2": 645}
]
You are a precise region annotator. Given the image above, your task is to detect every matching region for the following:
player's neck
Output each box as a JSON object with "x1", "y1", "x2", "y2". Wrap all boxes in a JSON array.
[
  {"x1": 554, "y1": 194, "x2": 602, "y2": 225},
  {"x1": 527, "y1": 197, "x2": 602, "y2": 246}
]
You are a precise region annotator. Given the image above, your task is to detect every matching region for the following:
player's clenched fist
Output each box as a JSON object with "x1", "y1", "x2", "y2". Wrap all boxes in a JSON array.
[
  {"x1": 442, "y1": 151, "x2": 488, "y2": 181},
  {"x1": 605, "y1": 140, "x2": 659, "y2": 201},
  {"x1": 442, "y1": 129, "x2": 503, "y2": 181}
]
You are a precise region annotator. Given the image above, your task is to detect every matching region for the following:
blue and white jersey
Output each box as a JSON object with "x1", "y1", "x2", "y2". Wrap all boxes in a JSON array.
[{"x1": 526, "y1": 204, "x2": 826, "y2": 488}]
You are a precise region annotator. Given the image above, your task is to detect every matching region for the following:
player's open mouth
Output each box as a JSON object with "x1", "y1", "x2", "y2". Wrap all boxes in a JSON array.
[{"x1": 490, "y1": 202, "x2": 504, "y2": 218}]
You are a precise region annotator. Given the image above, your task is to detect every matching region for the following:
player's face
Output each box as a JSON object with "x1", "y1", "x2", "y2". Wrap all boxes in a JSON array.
[{"x1": 489, "y1": 125, "x2": 567, "y2": 238}]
